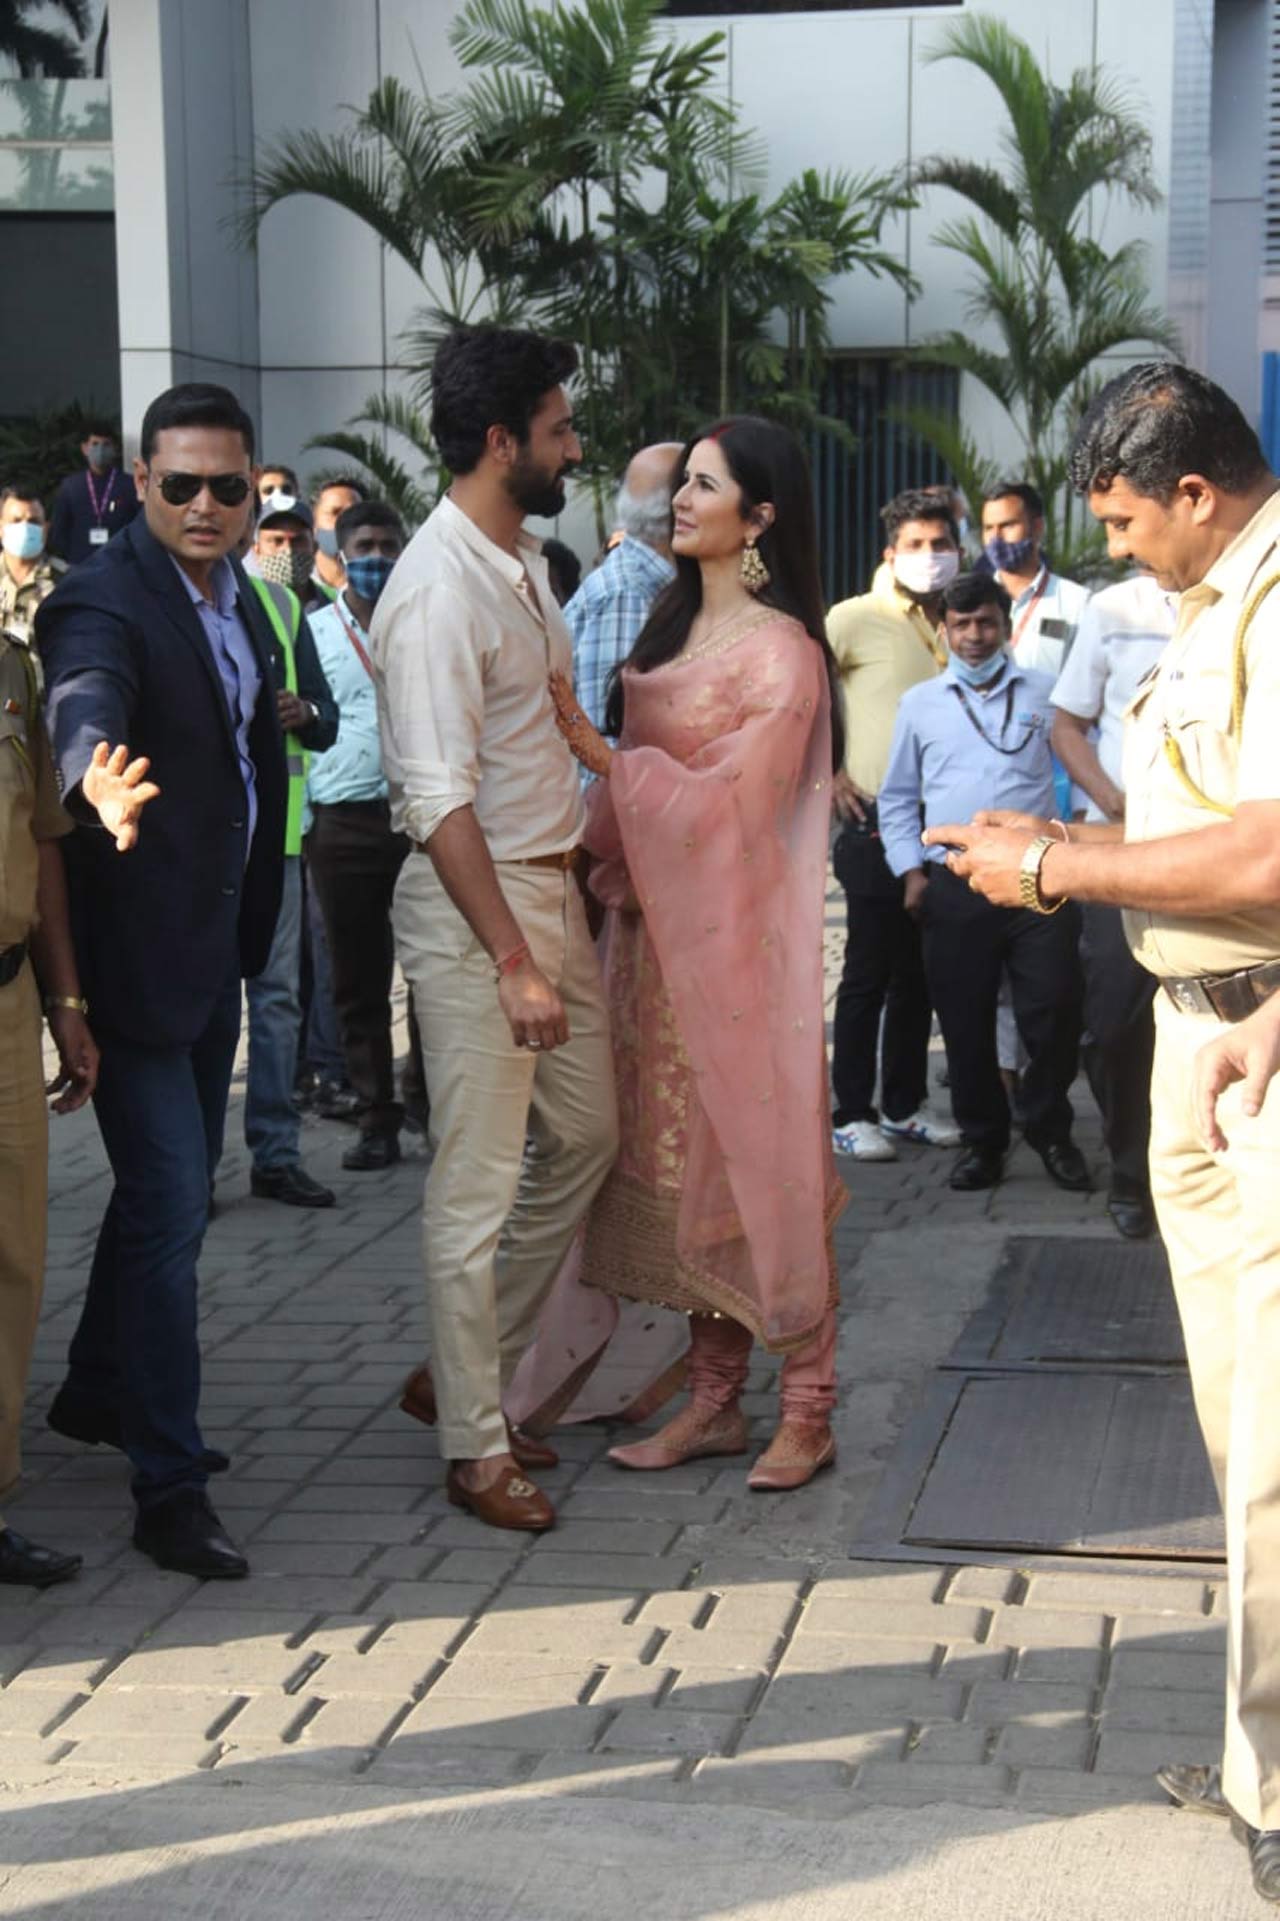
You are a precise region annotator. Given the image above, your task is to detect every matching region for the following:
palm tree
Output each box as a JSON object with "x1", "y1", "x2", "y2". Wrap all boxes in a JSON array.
[
  {"x1": 0, "y1": 0, "x2": 90, "y2": 78},
  {"x1": 903, "y1": 13, "x2": 1179, "y2": 569},
  {"x1": 239, "y1": 0, "x2": 914, "y2": 540}
]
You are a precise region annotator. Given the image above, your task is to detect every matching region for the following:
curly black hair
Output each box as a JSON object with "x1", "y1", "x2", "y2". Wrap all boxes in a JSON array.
[
  {"x1": 431, "y1": 327, "x2": 579, "y2": 477},
  {"x1": 1069, "y1": 362, "x2": 1269, "y2": 503}
]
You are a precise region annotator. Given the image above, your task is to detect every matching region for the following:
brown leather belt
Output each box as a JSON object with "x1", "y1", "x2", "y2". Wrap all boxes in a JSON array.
[
  {"x1": 1162, "y1": 957, "x2": 1280, "y2": 1023},
  {"x1": 413, "y1": 844, "x2": 579, "y2": 870}
]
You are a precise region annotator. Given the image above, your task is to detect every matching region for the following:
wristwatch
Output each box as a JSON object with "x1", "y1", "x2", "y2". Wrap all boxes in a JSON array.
[{"x1": 1018, "y1": 836, "x2": 1064, "y2": 915}]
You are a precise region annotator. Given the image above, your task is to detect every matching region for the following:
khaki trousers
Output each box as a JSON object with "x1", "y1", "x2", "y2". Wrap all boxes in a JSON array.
[
  {"x1": 394, "y1": 856, "x2": 618, "y2": 1459},
  {"x1": 1150, "y1": 989, "x2": 1280, "y2": 1830},
  {"x1": 0, "y1": 961, "x2": 48, "y2": 1514}
]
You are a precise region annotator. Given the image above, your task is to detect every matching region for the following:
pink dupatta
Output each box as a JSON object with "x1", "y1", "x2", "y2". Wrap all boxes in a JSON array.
[{"x1": 585, "y1": 611, "x2": 843, "y2": 1350}]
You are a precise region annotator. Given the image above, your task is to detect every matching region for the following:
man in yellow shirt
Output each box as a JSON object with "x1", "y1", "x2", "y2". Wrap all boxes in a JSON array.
[{"x1": 827, "y1": 488, "x2": 961, "y2": 1161}]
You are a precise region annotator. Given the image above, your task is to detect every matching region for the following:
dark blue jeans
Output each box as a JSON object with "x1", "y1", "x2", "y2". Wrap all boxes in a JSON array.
[{"x1": 66, "y1": 971, "x2": 241, "y2": 1509}]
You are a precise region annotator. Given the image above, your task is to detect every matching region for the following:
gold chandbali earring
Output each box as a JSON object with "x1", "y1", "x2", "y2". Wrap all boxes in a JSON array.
[{"x1": 740, "y1": 536, "x2": 770, "y2": 594}]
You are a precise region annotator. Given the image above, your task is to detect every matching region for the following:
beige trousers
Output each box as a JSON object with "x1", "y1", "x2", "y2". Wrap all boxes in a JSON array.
[
  {"x1": 1150, "y1": 989, "x2": 1280, "y2": 1830},
  {"x1": 0, "y1": 961, "x2": 48, "y2": 1516},
  {"x1": 393, "y1": 855, "x2": 618, "y2": 1459}
]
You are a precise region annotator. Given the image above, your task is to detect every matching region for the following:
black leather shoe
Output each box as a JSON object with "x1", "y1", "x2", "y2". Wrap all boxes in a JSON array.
[
  {"x1": 1108, "y1": 1188, "x2": 1156, "y2": 1240},
  {"x1": 1038, "y1": 1140, "x2": 1092, "y2": 1192},
  {"x1": 314, "y1": 1080, "x2": 362, "y2": 1123},
  {"x1": 342, "y1": 1130, "x2": 401, "y2": 1171},
  {"x1": 949, "y1": 1146, "x2": 1004, "y2": 1191},
  {"x1": 250, "y1": 1163, "x2": 336, "y2": 1208},
  {"x1": 0, "y1": 1527, "x2": 82, "y2": 1588},
  {"x1": 47, "y1": 1389, "x2": 230, "y2": 1474},
  {"x1": 1157, "y1": 1761, "x2": 1229, "y2": 1817},
  {"x1": 1232, "y1": 1812, "x2": 1280, "y2": 1903},
  {"x1": 133, "y1": 1490, "x2": 248, "y2": 1579}
]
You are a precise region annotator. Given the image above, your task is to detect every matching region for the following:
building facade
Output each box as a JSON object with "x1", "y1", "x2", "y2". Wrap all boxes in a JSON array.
[{"x1": 0, "y1": 0, "x2": 1269, "y2": 583}]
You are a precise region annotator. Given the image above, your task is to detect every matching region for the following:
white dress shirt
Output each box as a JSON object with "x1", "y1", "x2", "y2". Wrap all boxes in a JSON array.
[
  {"x1": 1008, "y1": 565, "x2": 1092, "y2": 676},
  {"x1": 1050, "y1": 573, "x2": 1175, "y2": 821},
  {"x1": 369, "y1": 493, "x2": 584, "y2": 859}
]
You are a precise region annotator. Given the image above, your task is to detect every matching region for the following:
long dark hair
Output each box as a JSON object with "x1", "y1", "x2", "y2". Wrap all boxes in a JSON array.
[{"x1": 603, "y1": 415, "x2": 844, "y2": 770}]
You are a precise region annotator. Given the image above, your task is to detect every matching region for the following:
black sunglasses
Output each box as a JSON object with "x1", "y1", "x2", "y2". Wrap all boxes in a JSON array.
[{"x1": 153, "y1": 470, "x2": 253, "y2": 508}]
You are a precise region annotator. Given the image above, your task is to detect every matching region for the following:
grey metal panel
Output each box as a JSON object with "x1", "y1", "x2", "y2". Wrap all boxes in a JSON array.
[
  {"x1": 949, "y1": 1236, "x2": 1186, "y2": 1371},
  {"x1": 903, "y1": 1374, "x2": 1223, "y2": 1561}
]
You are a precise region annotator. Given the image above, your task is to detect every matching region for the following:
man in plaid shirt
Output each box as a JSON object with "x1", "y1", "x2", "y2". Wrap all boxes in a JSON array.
[{"x1": 564, "y1": 443, "x2": 681, "y2": 741}]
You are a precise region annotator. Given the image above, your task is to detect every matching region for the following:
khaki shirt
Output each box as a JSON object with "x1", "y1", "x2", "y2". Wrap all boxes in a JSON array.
[
  {"x1": 0, "y1": 555, "x2": 66, "y2": 688},
  {"x1": 827, "y1": 580, "x2": 946, "y2": 795},
  {"x1": 0, "y1": 632, "x2": 73, "y2": 948},
  {"x1": 1122, "y1": 488, "x2": 1280, "y2": 977}
]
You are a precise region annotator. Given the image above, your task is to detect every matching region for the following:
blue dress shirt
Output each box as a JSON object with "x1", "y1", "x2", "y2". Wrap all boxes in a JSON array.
[
  {"x1": 171, "y1": 554, "x2": 262, "y2": 846},
  {"x1": 564, "y1": 535, "x2": 675, "y2": 736},
  {"x1": 305, "y1": 593, "x2": 388, "y2": 813},
  {"x1": 878, "y1": 653, "x2": 1059, "y2": 878}
]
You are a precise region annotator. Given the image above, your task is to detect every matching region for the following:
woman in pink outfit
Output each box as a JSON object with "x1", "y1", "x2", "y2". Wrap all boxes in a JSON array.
[{"x1": 544, "y1": 415, "x2": 846, "y2": 1490}]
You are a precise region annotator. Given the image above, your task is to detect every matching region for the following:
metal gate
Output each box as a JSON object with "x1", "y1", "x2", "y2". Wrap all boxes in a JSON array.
[{"x1": 810, "y1": 356, "x2": 959, "y2": 607}]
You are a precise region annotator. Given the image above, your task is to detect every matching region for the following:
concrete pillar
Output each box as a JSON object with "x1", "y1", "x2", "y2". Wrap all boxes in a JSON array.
[{"x1": 109, "y1": 0, "x2": 261, "y2": 452}]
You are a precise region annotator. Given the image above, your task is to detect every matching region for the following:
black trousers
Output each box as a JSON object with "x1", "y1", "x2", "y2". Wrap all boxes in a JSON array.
[
  {"x1": 921, "y1": 864, "x2": 1083, "y2": 1154},
  {"x1": 1079, "y1": 901, "x2": 1156, "y2": 1196},
  {"x1": 305, "y1": 800, "x2": 412, "y2": 1137},
  {"x1": 830, "y1": 825, "x2": 932, "y2": 1126}
]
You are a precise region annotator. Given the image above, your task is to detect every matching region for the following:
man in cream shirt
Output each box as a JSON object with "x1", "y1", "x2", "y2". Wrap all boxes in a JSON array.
[{"x1": 371, "y1": 327, "x2": 618, "y2": 1533}]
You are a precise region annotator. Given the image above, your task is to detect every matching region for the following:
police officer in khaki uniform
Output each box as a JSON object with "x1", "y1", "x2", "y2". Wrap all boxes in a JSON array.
[
  {"x1": 924, "y1": 362, "x2": 1280, "y2": 1908},
  {"x1": 0, "y1": 617, "x2": 97, "y2": 1585},
  {"x1": 0, "y1": 488, "x2": 66, "y2": 673}
]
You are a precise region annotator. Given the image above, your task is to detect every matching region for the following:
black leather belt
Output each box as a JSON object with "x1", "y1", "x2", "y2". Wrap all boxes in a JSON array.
[
  {"x1": 1162, "y1": 957, "x2": 1280, "y2": 1023},
  {"x1": 0, "y1": 941, "x2": 28, "y2": 988}
]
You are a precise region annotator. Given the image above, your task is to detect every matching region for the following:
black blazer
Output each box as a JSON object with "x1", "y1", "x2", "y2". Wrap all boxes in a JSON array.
[{"x1": 37, "y1": 517, "x2": 287, "y2": 1048}]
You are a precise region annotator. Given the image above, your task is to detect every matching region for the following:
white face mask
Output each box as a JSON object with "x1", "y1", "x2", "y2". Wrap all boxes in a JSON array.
[
  {"x1": 893, "y1": 549, "x2": 959, "y2": 598},
  {"x1": 2, "y1": 519, "x2": 45, "y2": 563}
]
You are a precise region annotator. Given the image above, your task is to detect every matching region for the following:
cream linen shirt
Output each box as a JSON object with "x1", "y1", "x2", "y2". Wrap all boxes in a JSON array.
[
  {"x1": 369, "y1": 494, "x2": 584, "y2": 860},
  {"x1": 827, "y1": 579, "x2": 946, "y2": 795},
  {"x1": 1122, "y1": 487, "x2": 1280, "y2": 977}
]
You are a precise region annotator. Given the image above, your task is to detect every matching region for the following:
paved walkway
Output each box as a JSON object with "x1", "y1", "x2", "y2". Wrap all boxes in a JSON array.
[{"x1": 0, "y1": 967, "x2": 1257, "y2": 1916}]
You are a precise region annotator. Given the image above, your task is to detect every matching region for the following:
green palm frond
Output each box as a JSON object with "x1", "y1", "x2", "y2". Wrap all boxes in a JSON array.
[{"x1": 303, "y1": 420, "x2": 434, "y2": 527}]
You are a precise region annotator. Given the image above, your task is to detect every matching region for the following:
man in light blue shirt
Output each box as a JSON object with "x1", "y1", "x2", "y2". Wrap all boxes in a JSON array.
[
  {"x1": 305, "y1": 500, "x2": 423, "y2": 1171},
  {"x1": 879, "y1": 570, "x2": 1087, "y2": 1193},
  {"x1": 564, "y1": 442, "x2": 680, "y2": 745}
]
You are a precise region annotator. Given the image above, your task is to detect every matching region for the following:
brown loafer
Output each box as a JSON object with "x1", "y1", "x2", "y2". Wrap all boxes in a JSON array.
[
  {"x1": 399, "y1": 1363, "x2": 559, "y2": 1471},
  {"x1": 446, "y1": 1464, "x2": 555, "y2": 1532}
]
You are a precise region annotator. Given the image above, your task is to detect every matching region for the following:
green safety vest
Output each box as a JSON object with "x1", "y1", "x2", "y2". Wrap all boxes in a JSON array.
[{"x1": 249, "y1": 576, "x2": 308, "y2": 857}]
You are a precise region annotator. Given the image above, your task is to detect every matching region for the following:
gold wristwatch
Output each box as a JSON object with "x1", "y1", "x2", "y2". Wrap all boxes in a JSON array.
[{"x1": 1018, "y1": 836, "x2": 1063, "y2": 915}]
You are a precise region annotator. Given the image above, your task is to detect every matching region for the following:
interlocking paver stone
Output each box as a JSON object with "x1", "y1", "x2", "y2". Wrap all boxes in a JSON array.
[{"x1": 11, "y1": 983, "x2": 1228, "y2": 1869}]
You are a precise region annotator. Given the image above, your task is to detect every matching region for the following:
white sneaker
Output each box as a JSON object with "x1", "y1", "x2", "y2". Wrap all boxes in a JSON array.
[
  {"x1": 832, "y1": 1120, "x2": 898, "y2": 1161},
  {"x1": 881, "y1": 1107, "x2": 962, "y2": 1148}
]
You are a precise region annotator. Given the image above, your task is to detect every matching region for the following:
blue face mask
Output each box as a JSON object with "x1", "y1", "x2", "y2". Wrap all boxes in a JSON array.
[
  {"x1": 2, "y1": 520, "x2": 45, "y2": 563},
  {"x1": 315, "y1": 527, "x2": 340, "y2": 560},
  {"x1": 951, "y1": 648, "x2": 1008, "y2": 688},
  {"x1": 344, "y1": 554, "x2": 396, "y2": 606},
  {"x1": 984, "y1": 533, "x2": 1037, "y2": 573}
]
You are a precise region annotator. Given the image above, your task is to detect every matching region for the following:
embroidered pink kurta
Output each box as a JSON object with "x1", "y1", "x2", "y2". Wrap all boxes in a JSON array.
[{"x1": 585, "y1": 612, "x2": 843, "y2": 1349}]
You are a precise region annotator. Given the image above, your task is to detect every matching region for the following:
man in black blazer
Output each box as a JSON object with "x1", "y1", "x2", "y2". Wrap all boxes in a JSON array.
[{"x1": 37, "y1": 382, "x2": 287, "y2": 1579}]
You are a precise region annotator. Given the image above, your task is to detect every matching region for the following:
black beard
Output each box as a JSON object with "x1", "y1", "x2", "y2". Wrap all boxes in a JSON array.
[{"x1": 506, "y1": 462, "x2": 567, "y2": 518}]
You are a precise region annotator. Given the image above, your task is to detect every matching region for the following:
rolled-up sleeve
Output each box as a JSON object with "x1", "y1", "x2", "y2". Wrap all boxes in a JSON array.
[
  {"x1": 878, "y1": 701, "x2": 926, "y2": 877},
  {"x1": 373, "y1": 580, "x2": 488, "y2": 845}
]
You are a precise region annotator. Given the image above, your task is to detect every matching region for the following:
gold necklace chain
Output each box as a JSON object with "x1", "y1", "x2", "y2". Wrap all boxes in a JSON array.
[{"x1": 682, "y1": 604, "x2": 774, "y2": 664}]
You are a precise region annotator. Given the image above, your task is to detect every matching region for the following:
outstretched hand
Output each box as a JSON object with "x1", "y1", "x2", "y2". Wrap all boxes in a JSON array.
[
  {"x1": 81, "y1": 742, "x2": 160, "y2": 852},
  {"x1": 921, "y1": 818, "x2": 1042, "y2": 908},
  {"x1": 548, "y1": 671, "x2": 611, "y2": 779}
]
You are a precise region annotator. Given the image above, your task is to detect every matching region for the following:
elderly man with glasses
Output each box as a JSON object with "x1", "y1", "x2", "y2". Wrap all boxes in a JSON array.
[{"x1": 37, "y1": 382, "x2": 289, "y2": 1581}]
